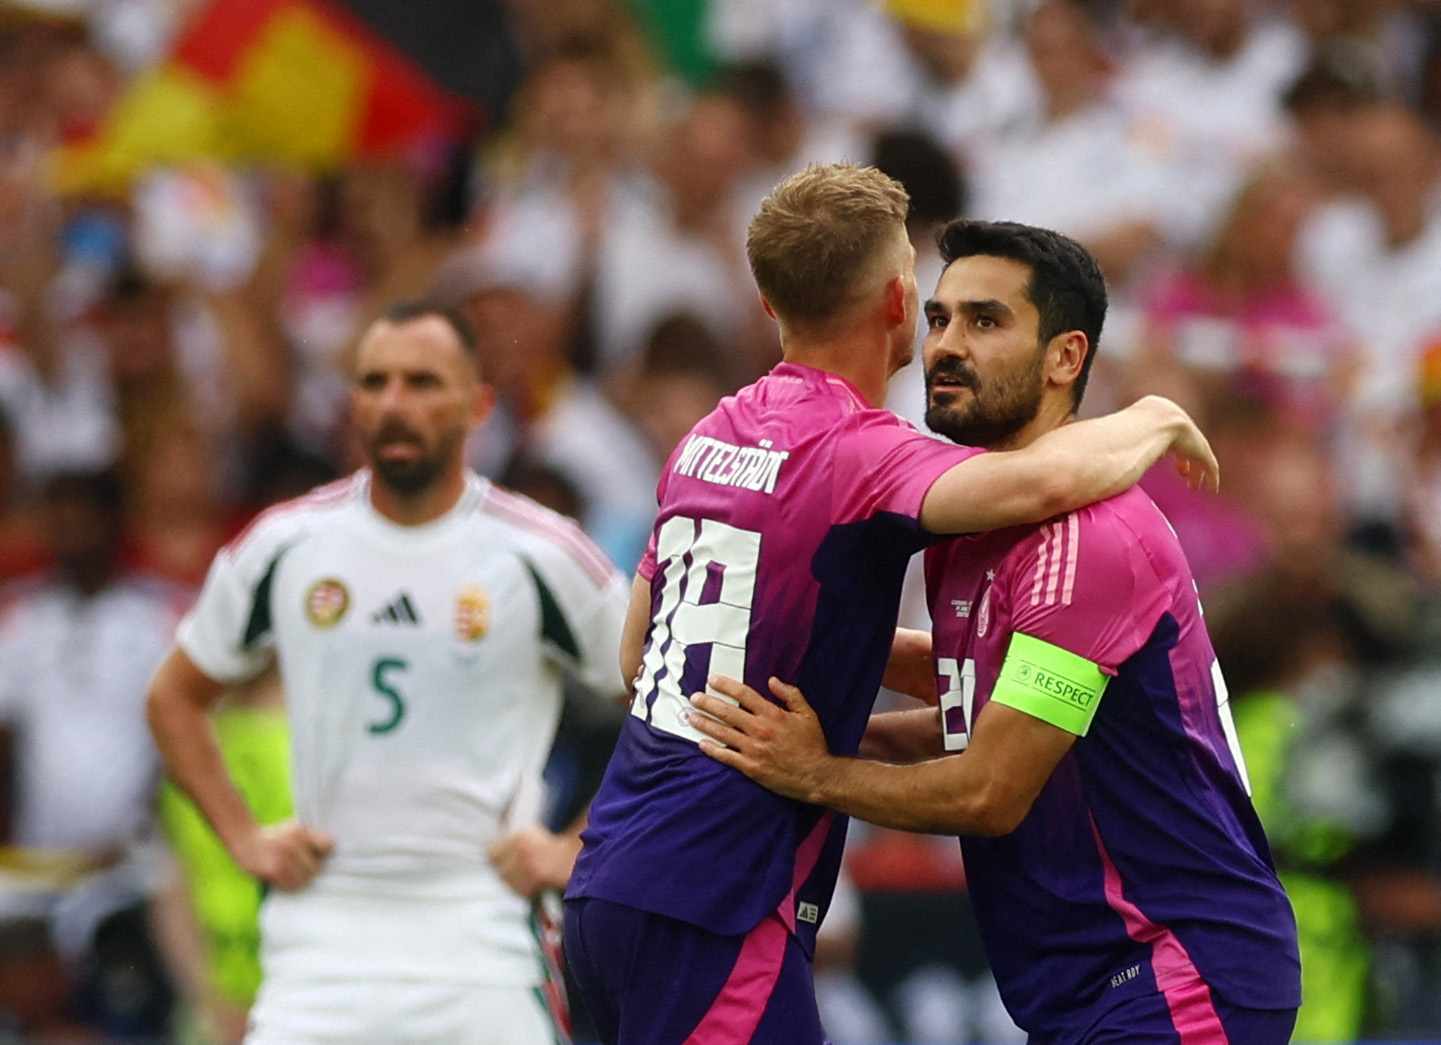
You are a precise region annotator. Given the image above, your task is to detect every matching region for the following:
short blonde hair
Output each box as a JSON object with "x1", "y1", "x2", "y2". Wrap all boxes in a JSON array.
[{"x1": 746, "y1": 163, "x2": 910, "y2": 326}]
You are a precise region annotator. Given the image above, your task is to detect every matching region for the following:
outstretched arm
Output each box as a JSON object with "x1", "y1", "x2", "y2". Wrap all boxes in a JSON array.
[
  {"x1": 919, "y1": 395, "x2": 1216, "y2": 535},
  {"x1": 147, "y1": 649, "x2": 332, "y2": 890},
  {"x1": 690, "y1": 676, "x2": 1075, "y2": 836}
]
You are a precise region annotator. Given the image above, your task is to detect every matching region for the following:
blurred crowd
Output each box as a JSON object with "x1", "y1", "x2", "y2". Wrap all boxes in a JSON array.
[{"x1": 4, "y1": 0, "x2": 1441, "y2": 1041}]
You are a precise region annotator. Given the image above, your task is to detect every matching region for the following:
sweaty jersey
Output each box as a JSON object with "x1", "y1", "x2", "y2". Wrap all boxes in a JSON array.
[
  {"x1": 177, "y1": 470, "x2": 629, "y2": 984},
  {"x1": 568, "y1": 362, "x2": 978, "y2": 950},
  {"x1": 926, "y1": 486, "x2": 1300, "y2": 1035}
]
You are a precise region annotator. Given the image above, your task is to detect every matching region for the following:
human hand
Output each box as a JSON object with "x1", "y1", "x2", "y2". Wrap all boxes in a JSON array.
[
  {"x1": 1147, "y1": 395, "x2": 1219, "y2": 493},
  {"x1": 488, "y1": 827, "x2": 581, "y2": 899},
  {"x1": 231, "y1": 819, "x2": 333, "y2": 891},
  {"x1": 689, "y1": 676, "x2": 834, "y2": 804}
]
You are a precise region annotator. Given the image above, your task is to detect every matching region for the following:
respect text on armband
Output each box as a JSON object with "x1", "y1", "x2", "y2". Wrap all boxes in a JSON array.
[
  {"x1": 673, "y1": 434, "x2": 790, "y2": 494},
  {"x1": 1012, "y1": 659, "x2": 1100, "y2": 711}
]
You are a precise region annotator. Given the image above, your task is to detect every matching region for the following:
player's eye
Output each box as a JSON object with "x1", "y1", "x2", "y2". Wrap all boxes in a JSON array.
[{"x1": 926, "y1": 313, "x2": 948, "y2": 330}]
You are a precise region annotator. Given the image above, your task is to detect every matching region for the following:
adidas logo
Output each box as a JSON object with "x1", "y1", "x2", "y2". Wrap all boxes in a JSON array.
[{"x1": 372, "y1": 593, "x2": 421, "y2": 625}]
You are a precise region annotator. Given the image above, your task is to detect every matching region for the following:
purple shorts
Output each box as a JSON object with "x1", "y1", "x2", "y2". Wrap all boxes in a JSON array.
[
  {"x1": 563, "y1": 897, "x2": 829, "y2": 1045},
  {"x1": 1063, "y1": 979, "x2": 1297, "y2": 1045}
]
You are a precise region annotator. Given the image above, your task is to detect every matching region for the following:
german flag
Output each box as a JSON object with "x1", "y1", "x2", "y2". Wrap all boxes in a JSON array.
[{"x1": 51, "y1": 0, "x2": 522, "y2": 193}]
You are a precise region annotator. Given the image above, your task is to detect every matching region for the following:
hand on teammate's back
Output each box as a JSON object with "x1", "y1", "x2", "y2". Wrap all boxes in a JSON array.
[
  {"x1": 232, "y1": 819, "x2": 335, "y2": 891},
  {"x1": 689, "y1": 676, "x2": 832, "y2": 804}
]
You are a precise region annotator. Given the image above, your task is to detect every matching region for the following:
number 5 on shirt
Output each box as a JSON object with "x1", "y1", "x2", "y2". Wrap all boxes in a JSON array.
[{"x1": 634, "y1": 515, "x2": 760, "y2": 743}]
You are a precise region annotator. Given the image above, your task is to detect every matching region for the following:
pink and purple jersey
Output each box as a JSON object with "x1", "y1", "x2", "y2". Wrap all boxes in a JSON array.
[
  {"x1": 926, "y1": 487, "x2": 1300, "y2": 1035},
  {"x1": 568, "y1": 362, "x2": 977, "y2": 950}
]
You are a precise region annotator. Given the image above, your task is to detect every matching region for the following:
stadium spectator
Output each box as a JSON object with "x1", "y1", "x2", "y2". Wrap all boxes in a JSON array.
[
  {"x1": 1218, "y1": 583, "x2": 1379, "y2": 1043},
  {"x1": 1134, "y1": 155, "x2": 1354, "y2": 436},
  {"x1": 968, "y1": 0, "x2": 1173, "y2": 289},
  {"x1": 0, "y1": 468, "x2": 183, "y2": 1041},
  {"x1": 436, "y1": 241, "x2": 658, "y2": 570},
  {"x1": 0, "y1": 409, "x2": 45, "y2": 582},
  {"x1": 1116, "y1": 0, "x2": 1308, "y2": 246},
  {"x1": 1296, "y1": 100, "x2": 1441, "y2": 538}
]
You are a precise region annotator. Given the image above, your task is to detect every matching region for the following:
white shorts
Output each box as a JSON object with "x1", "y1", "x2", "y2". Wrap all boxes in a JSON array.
[{"x1": 245, "y1": 978, "x2": 564, "y2": 1045}]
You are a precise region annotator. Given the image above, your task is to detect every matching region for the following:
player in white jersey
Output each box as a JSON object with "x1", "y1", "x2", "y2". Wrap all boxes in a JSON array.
[{"x1": 146, "y1": 301, "x2": 631, "y2": 1045}]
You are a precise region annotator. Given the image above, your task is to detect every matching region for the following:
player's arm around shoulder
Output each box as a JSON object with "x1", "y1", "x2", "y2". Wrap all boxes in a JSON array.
[{"x1": 918, "y1": 395, "x2": 1218, "y2": 535}]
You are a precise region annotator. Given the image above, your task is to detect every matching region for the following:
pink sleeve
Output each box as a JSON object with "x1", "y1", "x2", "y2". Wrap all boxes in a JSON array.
[
  {"x1": 832, "y1": 411, "x2": 982, "y2": 527},
  {"x1": 637, "y1": 533, "x2": 657, "y2": 581},
  {"x1": 1003, "y1": 506, "x2": 1170, "y2": 673}
]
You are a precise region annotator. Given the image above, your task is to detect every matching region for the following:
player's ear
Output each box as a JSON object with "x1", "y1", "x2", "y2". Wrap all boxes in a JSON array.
[
  {"x1": 1048, "y1": 330, "x2": 1088, "y2": 390},
  {"x1": 883, "y1": 274, "x2": 908, "y2": 329},
  {"x1": 470, "y1": 381, "x2": 496, "y2": 428},
  {"x1": 759, "y1": 294, "x2": 777, "y2": 321}
]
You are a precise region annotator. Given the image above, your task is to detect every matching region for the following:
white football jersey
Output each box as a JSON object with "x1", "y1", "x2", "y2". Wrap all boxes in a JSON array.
[{"x1": 177, "y1": 470, "x2": 630, "y2": 984}]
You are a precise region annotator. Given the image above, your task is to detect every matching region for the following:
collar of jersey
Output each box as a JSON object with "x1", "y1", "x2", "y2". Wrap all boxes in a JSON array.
[
  {"x1": 354, "y1": 470, "x2": 485, "y2": 543},
  {"x1": 772, "y1": 361, "x2": 869, "y2": 411}
]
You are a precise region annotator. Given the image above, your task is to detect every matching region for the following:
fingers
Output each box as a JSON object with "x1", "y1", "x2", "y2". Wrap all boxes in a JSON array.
[
  {"x1": 706, "y1": 674, "x2": 767, "y2": 710},
  {"x1": 686, "y1": 697, "x2": 751, "y2": 750},
  {"x1": 249, "y1": 822, "x2": 333, "y2": 891},
  {"x1": 767, "y1": 676, "x2": 810, "y2": 713},
  {"x1": 1173, "y1": 447, "x2": 1220, "y2": 494},
  {"x1": 697, "y1": 739, "x2": 745, "y2": 770}
]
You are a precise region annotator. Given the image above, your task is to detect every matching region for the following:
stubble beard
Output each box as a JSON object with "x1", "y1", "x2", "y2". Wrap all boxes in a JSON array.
[
  {"x1": 925, "y1": 347, "x2": 1047, "y2": 449},
  {"x1": 367, "y1": 425, "x2": 462, "y2": 497}
]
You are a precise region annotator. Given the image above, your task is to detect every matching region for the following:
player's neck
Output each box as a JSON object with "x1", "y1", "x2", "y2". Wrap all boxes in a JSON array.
[
  {"x1": 992, "y1": 399, "x2": 1079, "y2": 452},
  {"x1": 368, "y1": 469, "x2": 468, "y2": 526},
  {"x1": 782, "y1": 334, "x2": 891, "y2": 407}
]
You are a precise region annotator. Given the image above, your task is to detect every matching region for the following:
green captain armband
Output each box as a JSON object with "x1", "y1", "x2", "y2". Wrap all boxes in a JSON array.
[{"x1": 991, "y1": 633, "x2": 1109, "y2": 736}]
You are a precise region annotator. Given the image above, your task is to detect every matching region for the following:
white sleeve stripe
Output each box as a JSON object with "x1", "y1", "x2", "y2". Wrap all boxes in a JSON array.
[
  {"x1": 1062, "y1": 513, "x2": 1080, "y2": 605},
  {"x1": 1030, "y1": 515, "x2": 1079, "y2": 607},
  {"x1": 223, "y1": 474, "x2": 359, "y2": 556},
  {"x1": 1030, "y1": 521, "x2": 1055, "y2": 606}
]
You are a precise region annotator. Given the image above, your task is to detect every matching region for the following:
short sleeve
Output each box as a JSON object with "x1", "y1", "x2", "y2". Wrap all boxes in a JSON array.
[
  {"x1": 521, "y1": 525, "x2": 631, "y2": 698},
  {"x1": 175, "y1": 538, "x2": 282, "y2": 685},
  {"x1": 831, "y1": 411, "x2": 982, "y2": 528},
  {"x1": 1004, "y1": 506, "x2": 1171, "y2": 674}
]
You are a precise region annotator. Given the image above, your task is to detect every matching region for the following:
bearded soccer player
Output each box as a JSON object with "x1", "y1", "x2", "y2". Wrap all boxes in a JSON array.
[
  {"x1": 692, "y1": 220, "x2": 1301, "y2": 1044},
  {"x1": 565, "y1": 165, "x2": 1222, "y2": 1045},
  {"x1": 147, "y1": 301, "x2": 630, "y2": 1044}
]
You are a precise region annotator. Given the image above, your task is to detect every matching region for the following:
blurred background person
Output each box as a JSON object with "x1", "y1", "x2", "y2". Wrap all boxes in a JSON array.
[{"x1": 0, "y1": 468, "x2": 183, "y2": 1042}]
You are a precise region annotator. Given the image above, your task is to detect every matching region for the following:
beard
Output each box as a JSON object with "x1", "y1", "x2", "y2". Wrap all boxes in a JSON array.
[
  {"x1": 924, "y1": 345, "x2": 1046, "y2": 448},
  {"x1": 366, "y1": 422, "x2": 457, "y2": 496}
]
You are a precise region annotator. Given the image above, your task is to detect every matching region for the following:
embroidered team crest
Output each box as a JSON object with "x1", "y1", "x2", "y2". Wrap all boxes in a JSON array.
[
  {"x1": 455, "y1": 585, "x2": 491, "y2": 642},
  {"x1": 976, "y1": 584, "x2": 992, "y2": 638},
  {"x1": 305, "y1": 579, "x2": 350, "y2": 628}
]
